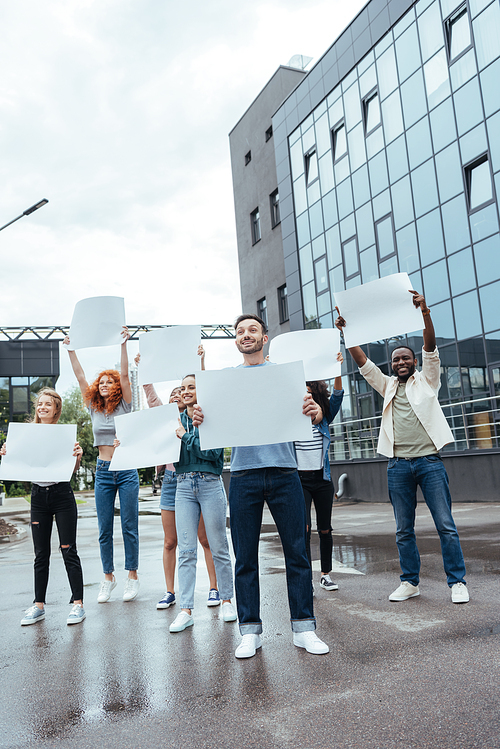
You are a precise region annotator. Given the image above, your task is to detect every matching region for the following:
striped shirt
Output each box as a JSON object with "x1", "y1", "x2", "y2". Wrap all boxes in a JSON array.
[{"x1": 295, "y1": 425, "x2": 323, "y2": 471}]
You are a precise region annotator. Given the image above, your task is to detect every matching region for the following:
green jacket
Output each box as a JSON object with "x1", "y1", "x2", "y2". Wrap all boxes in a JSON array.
[{"x1": 174, "y1": 411, "x2": 223, "y2": 475}]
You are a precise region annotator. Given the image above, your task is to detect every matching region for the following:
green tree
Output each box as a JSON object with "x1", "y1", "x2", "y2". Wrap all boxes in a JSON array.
[{"x1": 59, "y1": 386, "x2": 97, "y2": 490}]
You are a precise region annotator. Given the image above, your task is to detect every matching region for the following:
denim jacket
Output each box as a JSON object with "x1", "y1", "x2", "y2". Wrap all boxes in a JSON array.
[{"x1": 317, "y1": 389, "x2": 344, "y2": 482}]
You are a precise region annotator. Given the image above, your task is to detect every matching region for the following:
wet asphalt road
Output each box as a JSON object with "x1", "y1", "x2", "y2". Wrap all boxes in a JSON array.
[{"x1": 1, "y1": 496, "x2": 499, "y2": 749}]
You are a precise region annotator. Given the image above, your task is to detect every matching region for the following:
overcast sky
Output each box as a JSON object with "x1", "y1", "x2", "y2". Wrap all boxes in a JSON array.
[{"x1": 0, "y1": 0, "x2": 366, "y2": 394}]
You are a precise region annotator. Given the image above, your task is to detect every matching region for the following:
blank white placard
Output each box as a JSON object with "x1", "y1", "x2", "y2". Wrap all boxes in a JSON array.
[
  {"x1": 333, "y1": 273, "x2": 423, "y2": 348},
  {"x1": 269, "y1": 328, "x2": 341, "y2": 381},
  {"x1": 196, "y1": 362, "x2": 313, "y2": 450},
  {"x1": 0, "y1": 423, "x2": 77, "y2": 483},
  {"x1": 65, "y1": 296, "x2": 125, "y2": 350},
  {"x1": 138, "y1": 326, "x2": 201, "y2": 385},
  {"x1": 110, "y1": 403, "x2": 181, "y2": 470}
]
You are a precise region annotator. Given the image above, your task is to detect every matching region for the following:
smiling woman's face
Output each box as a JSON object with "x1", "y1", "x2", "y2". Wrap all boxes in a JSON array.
[{"x1": 180, "y1": 377, "x2": 196, "y2": 407}]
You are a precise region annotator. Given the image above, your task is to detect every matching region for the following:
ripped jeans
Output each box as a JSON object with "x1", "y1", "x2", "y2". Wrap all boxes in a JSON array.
[{"x1": 30, "y1": 483, "x2": 84, "y2": 604}]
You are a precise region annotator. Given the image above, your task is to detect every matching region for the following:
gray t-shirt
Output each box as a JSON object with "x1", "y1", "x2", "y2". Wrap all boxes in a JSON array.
[
  {"x1": 393, "y1": 383, "x2": 438, "y2": 458},
  {"x1": 88, "y1": 398, "x2": 131, "y2": 446}
]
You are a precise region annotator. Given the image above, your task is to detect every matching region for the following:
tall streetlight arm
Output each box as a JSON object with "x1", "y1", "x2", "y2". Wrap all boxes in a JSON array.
[{"x1": 0, "y1": 199, "x2": 49, "y2": 232}]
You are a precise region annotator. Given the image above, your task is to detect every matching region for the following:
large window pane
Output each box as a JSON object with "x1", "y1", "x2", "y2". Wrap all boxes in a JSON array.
[
  {"x1": 447, "y1": 5, "x2": 471, "y2": 61},
  {"x1": 360, "y1": 245, "x2": 379, "y2": 283},
  {"x1": 318, "y1": 153, "x2": 334, "y2": 194},
  {"x1": 326, "y1": 225, "x2": 342, "y2": 268},
  {"x1": 364, "y1": 92, "x2": 381, "y2": 134},
  {"x1": 372, "y1": 189, "x2": 391, "y2": 221},
  {"x1": 473, "y1": 234, "x2": 500, "y2": 286},
  {"x1": 299, "y1": 244, "x2": 314, "y2": 283},
  {"x1": 343, "y1": 81, "x2": 362, "y2": 131},
  {"x1": 347, "y1": 123, "x2": 366, "y2": 171},
  {"x1": 342, "y1": 237, "x2": 359, "y2": 278},
  {"x1": 290, "y1": 139, "x2": 305, "y2": 180},
  {"x1": 395, "y1": 23, "x2": 421, "y2": 82},
  {"x1": 435, "y1": 142, "x2": 464, "y2": 203},
  {"x1": 305, "y1": 149, "x2": 319, "y2": 185},
  {"x1": 309, "y1": 201, "x2": 324, "y2": 239},
  {"x1": 430, "y1": 300, "x2": 455, "y2": 341},
  {"x1": 359, "y1": 64, "x2": 377, "y2": 99},
  {"x1": 340, "y1": 213, "x2": 356, "y2": 242},
  {"x1": 314, "y1": 256, "x2": 329, "y2": 294},
  {"x1": 447, "y1": 247, "x2": 476, "y2": 295},
  {"x1": 479, "y1": 57, "x2": 500, "y2": 117},
  {"x1": 466, "y1": 156, "x2": 493, "y2": 211},
  {"x1": 356, "y1": 202, "x2": 375, "y2": 250},
  {"x1": 417, "y1": 208, "x2": 445, "y2": 265},
  {"x1": 376, "y1": 215, "x2": 396, "y2": 260},
  {"x1": 441, "y1": 194, "x2": 471, "y2": 253},
  {"x1": 469, "y1": 203, "x2": 499, "y2": 242},
  {"x1": 366, "y1": 126, "x2": 385, "y2": 160},
  {"x1": 387, "y1": 135, "x2": 409, "y2": 183},
  {"x1": 293, "y1": 176, "x2": 307, "y2": 216},
  {"x1": 473, "y1": 1, "x2": 500, "y2": 70},
  {"x1": 296, "y1": 211, "x2": 311, "y2": 247},
  {"x1": 336, "y1": 178, "x2": 354, "y2": 219},
  {"x1": 397, "y1": 223, "x2": 420, "y2": 273},
  {"x1": 401, "y1": 70, "x2": 428, "y2": 128},
  {"x1": 459, "y1": 123, "x2": 487, "y2": 166},
  {"x1": 479, "y1": 281, "x2": 500, "y2": 332},
  {"x1": 332, "y1": 122, "x2": 347, "y2": 161},
  {"x1": 424, "y1": 49, "x2": 451, "y2": 109},
  {"x1": 329, "y1": 264, "x2": 345, "y2": 293},
  {"x1": 449, "y1": 48, "x2": 477, "y2": 91},
  {"x1": 379, "y1": 255, "x2": 399, "y2": 277},
  {"x1": 391, "y1": 175, "x2": 415, "y2": 229},
  {"x1": 453, "y1": 78, "x2": 484, "y2": 136},
  {"x1": 381, "y1": 90, "x2": 404, "y2": 143},
  {"x1": 411, "y1": 159, "x2": 439, "y2": 217},
  {"x1": 486, "y1": 111, "x2": 500, "y2": 174},
  {"x1": 352, "y1": 165, "x2": 371, "y2": 208},
  {"x1": 334, "y1": 154, "x2": 350, "y2": 184},
  {"x1": 315, "y1": 113, "x2": 331, "y2": 157},
  {"x1": 322, "y1": 189, "x2": 338, "y2": 229},
  {"x1": 368, "y1": 151, "x2": 389, "y2": 196},
  {"x1": 406, "y1": 117, "x2": 433, "y2": 169},
  {"x1": 312, "y1": 234, "x2": 326, "y2": 261},
  {"x1": 453, "y1": 289, "x2": 482, "y2": 339},
  {"x1": 418, "y1": 2, "x2": 445, "y2": 61},
  {"x1": 376, "y1": 46, "x2": 399, "y2": 100},
  {"x1": 422, "y1": 259, "x2": 450, "y2": 304},
  {"x1": 429, "y1": 97, "x2": 457, "y2": 152}
]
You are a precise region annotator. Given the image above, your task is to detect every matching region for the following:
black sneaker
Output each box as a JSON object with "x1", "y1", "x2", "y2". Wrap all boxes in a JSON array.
[{"x1": 320, "y1": 575, "x2": 338, "y2": 591}]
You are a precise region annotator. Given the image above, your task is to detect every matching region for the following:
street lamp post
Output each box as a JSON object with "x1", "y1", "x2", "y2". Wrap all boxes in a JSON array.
[{"x1": 0, "y1": 199, "x2": 49, "y2": 232}]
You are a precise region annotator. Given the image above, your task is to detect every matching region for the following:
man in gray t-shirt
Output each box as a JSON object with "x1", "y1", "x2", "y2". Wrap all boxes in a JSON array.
[{"x1": 193, "y1": 314, "x2": 330, "y2": 659}]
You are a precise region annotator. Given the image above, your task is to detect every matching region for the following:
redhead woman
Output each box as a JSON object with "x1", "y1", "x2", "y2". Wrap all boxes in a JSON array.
[
  {"x1": 64, "y1": 328, "x2": 140, "y2": 603},
  {"x1": 169, "y1": 374, "x2": 236, "y2": 632},
  {"x1": 1, "y1": 389, "x2": 85, "y2": 625}
]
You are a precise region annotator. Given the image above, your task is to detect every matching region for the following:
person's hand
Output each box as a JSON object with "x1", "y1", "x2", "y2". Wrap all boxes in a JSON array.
[
  {"x1": 0, "y1": 444, "x2": 6, "y2": 456},
  {"x1": 334, "y1": 306, "x2": 346, "y2": 330},
  {"x1": 113, "y1": 438, "x2": 120, "y2": 448},
  {"x1": 303, "y1": 393, "x2": 321, "y2": 422},
  {"x1": 73, "y1": 442, "x2": 83, "y2": 458},
  {"x1": 198, "y1": 344, "x2": 205, "y2": 361},
  {"x1": 336, "y1": 351, "x2": 344, "y2": 364},
  {"x1": 63, "y1": 335, "x2": 71, "y2": 346},
  {"x1": 121, "y1": 326, "x2": 130, "y2": 344},
  {"x1": 409, "y1": 289, "x2": 430, "y2": 314},
  {"x1": 134, "y1": 353, "x2": 141, "y2": 366},
  {"x1": 192, "y1": 404, "x2": 204, "y2": 427},
  {"x1": 175, "y1": 418, "x2": 186, "y2": 439}
]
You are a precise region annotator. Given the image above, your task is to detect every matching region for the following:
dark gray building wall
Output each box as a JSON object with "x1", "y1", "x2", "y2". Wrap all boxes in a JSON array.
[
  {"x1": 0, "y1": 341, "x2": 59, "y2": 377},
  {"x1": 229, "y1": 66, "x2": 306, "y2": 342}
]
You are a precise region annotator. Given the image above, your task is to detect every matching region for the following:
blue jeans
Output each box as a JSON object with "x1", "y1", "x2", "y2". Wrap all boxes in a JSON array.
[
  {"x1": 387, "y1": 455, "x2": 466, "y2": 587},
  {"x1": 229, "y1": 467, "x2": 315, "y2": 635},
  {"x1": 94, "y1": 459, "x2": 140, "y2": 574},
  {"x1": 160, "y1": 470, "x2": 177, "y2": 511},
  {"x1": 175, "y1": 472, "x2": 233, "y2": 609}
]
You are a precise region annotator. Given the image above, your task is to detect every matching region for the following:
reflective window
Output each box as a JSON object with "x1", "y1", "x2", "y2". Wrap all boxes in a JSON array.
[
  {"x1": 12, "y1": 386, "x2": 29, "y2": 414},
  {"x1": 356, "y1": 202, "x2": 375, "y2": 250},
  {"x1": 449, "y1": 48, "x2": 477, "y2": 91},
  {"x1": 296, "y1": 211, "x2": 311, "y2": 248},
  {"x1": 328, "y1": 95, "x2": 344, "y2": 128},
  {"x1": 347, "y1": 123, "x2": 366, "y2": 171},
  {"x1": 406, "y1": 117, "x2": 433, "y2": 169},
  {"x1": 375, "y1": 214, "x2": 396, "y2": 260},
  {"x1": 319, "y1": 153, "x2": 334, "y2": 194},
  {"x1": 411, "y1": 159, "x2": 439, "y2": 217},
  {"x1": 473, "y1": 234, "x2": 500, "y2": 286},
  {"x1": 359, "y1": 64, "x2": 377, "y2": 99},
  {"x1": 447, "y1": 247, "x2": 476, "y2": 295},
  {"x1": 397, "y1": 223, "x2": 420, "y2": 273},
  {"x1": 299, "y1": 244, "x2": 314, "y2": 284},
  {"x1": 435, "y1": 142, "x2": 464, "y2": 203},
  {"x1": 453, "y1": 289, "x2": 482, "y2": 339},
  {"x1": 453, "y1": 77, "x2": 483, "y2": 136},
  {"x1": 340, "y1": 212, "x2": 356, "y2": 242},
  {"x1": 381, "y1": 90, "x2": 404, "y2": 143},
  {"x1": 315, "y1": 114, "x2": 331, "y2": 157},
  {"x1": 309, "y1": 201, "x2": 324, "y2": 239},
  {"x1": 302, "y1": 282, "x2": 318, "y2": 325},
  {"x1": 364, "y1": 91, "x2": 381, "y2": 134},
  {"x1": 305, "y1": 149, "x2": 319, "y2": 185},
  {"x1": 445, "y1": 4, "x2": 472, "y2": 62},
  {"x1": 322, "y1": 190, "x2": 338, "y2": 229},
  {"x1": 336, "y1": 178, "x2": 354, "y2": 219},
  {"x1": 418, "y1": 2, "x2": 445, "y2": 62},
  {"x1": 293, "y1": 175, "x2": 307, "y2": 216},
  {"x1": 486, "y1": 111, "x2": 500, "y2": 174},
  {"x1": 400, "y1": 70, "x2": 428, "y2": 128},
  {"x1": 417, "y1": 208, "x2": 445, "y2": 265},
  {"x1": 376, "y1": 46, "x2": 399, "y2": 100},
  {"x1": 465, "y1": 154, "x2": 493, "y2": 212},
  {"x1": 386, "y1": 135, "x2": 409, "y2": 183},
  {"x1": 345, "y1": 274, "x2": 362, "y2": 290},
  {"x1": 257, "y1": 298, "x2": 268, "y2": 329},
  {"x1": 373, "y1": 189, "x2": 391, "y2": 221},
  {"x1": 278, "y1": 285, "x2": 288, "y2": 324},
  {"x1": 391, "y1": 175, "x2": 415, "y2": 229},
  {"x1": 469, "y1": 0, "x2": 495, "y2": 17},
  {"x1": 270, "y1": 189, "x2": 280, "y2": 228},
  {"x1": 431, "y1": 300, "x2": 455, "y2": 342},
  {"x1": 314, "y1": 256, "x2": 329, "y2": 294},
  {"x1": 441, "y1": 194, "x2": 471, "y2": 253},
  {"x1": 334, "y1": 154, "x2": 350, "y2": 184},
  {"x1": 423, "y1": 259, "x2": 450, "y2": 304},
  {"x1": 473, "y1": 1, "x2": 500, "y2": 70},
  {"x1": 395, "y1": 23, "x2": 421, "y2": 83},
  {"x1": 429, "y1": 97, "x2": 457, "y2": 152},
  {"x1": 479, "y1": 57, "x2": 500, "y2": 117},
  {"x1": 312, "y1": 234, "x2": 326, "y2": 261},
  {"x1": 317, "y1": 293, "x2": 332, "y2": 319},
  {"x1": 308, "y1": 180, "x2": 321, "y2": 208},
  {"x1": 342, "y1": 237, "x2": 359, "y2": 279},
  {"x1": 368, "y1": 151, "x2": 389, "y2": 196},
  {"x1": 479, "y1": 281, "x2": 500, "y2": 333},
  {"x1": 332, "y1": 122, "x2": 347, "y2": 162},
  {"x1": 326, "y1": 225, "x2": 342, "y2": 268},
  {"x1": 469, "y1": 203, "x2": 499, "y2": 242},
  {"x1": 329, "y1": 264, "x2": 345, "y2": 293},
  {"x1": 343, "y1": 81, "x2": 362, "y2": 131},
  {"x1": 250, "y1": 208, "x2": 261, "y2": 244},
  {"x1": 366, "y1": 126, "x2": 385, "y2": 160},
  {"x1": 379, "y1": 255, "x2": 399, "y2": 277},
  {"x1": 352, "y1": 165, "x2": 371, "y2": 208},
  {"x1": 290, "y1": 139, "x2": 305, "y2": 180},
  {"x1": 360, "y1": 245, "x2": 379, "y2": 283},
  {"x1": 302, "y1": 123, "x2": 315, "y2": 150},
  {"x1": 424, "y1": 49, "x2": 451, "y2": 109},
  {"x1": 459, "y1": 123, "x2": 487, "y2": 166}
]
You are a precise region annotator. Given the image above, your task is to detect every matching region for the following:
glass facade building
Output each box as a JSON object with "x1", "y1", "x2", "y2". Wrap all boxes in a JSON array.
[{"x1": 270, "y1": 0, "x2": 500, "y2": 469}]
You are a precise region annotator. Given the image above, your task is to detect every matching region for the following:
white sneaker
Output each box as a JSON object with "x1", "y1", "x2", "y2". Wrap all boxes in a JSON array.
[
  {"x1": 123, "y1": 577, "x2": 140, "y2": 602},
  {"x1": 169, "y1": 611, "x2": 194, "y2": 632},
  {"x1": 235, "y1": 634, "x2": 262, "y2": 659},
  {"x1": 293, "y1": 631, "x2": 329, "y2": 654},
  {"x1": 67, "y1": 603, "x2": 86, "y2": 625},
  {"x1": 389, "y1": 581, "x2": 420, "y2": 601},
  {"x1": 451, "y1": 582, "x2": 469, "y2": 603},
  {"x1": 97, "y1": 577, "x2": 117, "y2": 603},
  {"x1": 221, "y1": 602, "x2": 237, "y2": 622},
  {"x1": 21, "y1": 605, "x2": 45, "y2": 626}
]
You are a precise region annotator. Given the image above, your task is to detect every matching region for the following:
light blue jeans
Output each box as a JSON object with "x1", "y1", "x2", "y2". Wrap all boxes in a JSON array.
[
  {"x1": 94, "y1": 459, "x2": 140, "y2": 574},
  {"x1": 175, "y1": 472, "x2": 234, "y2": 609}
]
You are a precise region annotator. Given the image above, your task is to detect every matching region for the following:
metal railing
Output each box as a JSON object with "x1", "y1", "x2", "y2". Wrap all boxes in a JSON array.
[
  {"x1": 0, "y1": 324, "x2": 236, "y2": 342},
  {"x1": 329, "y1": 395, "x2": 500, "y2": 462}
]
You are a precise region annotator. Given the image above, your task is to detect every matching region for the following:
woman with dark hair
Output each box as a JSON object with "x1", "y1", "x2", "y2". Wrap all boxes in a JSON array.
[
  {"x1": 1, "y1": 388, "x2": 85, "y2": 625},
  {"x1": 295, "y1": 356, "x2": 344, "y2": 592},
  {"x1": 64, "y1": 328, "x2": 140, "y2": 604}
]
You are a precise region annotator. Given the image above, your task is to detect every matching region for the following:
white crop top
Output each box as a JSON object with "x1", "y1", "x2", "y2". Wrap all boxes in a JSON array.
[{"x1": 87, "y1": 398, "x2": 131, "y2": 446}]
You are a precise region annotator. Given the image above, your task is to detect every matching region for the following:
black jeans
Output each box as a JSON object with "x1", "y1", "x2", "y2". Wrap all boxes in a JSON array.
[
  {"x1": 31, "y1": 483, "x2": 84, "y2": 603},
  {"x1": 298, "y1": 469, "x2": 334, "y2": 575}
]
